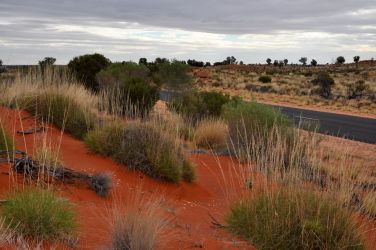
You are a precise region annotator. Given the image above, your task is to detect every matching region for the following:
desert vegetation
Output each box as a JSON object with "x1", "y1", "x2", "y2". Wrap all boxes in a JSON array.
[{"x1": 0, "y1": 55, "x2": 375, "y2": 249}]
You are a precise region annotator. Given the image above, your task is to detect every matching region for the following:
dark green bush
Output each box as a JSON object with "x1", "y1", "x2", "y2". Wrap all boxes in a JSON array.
[
  {"x1": 227, "y1": 189, "x2": 363, "y2": 250},
  {"x1": 154, "y1": 60, "x2": 192, "y2": 90},
  {"x1": 97, "y1": 62, "x2": 158, "y2": 117},
  {"x1": 169, "y1": 90, "x2": 230, "y2": 121},
  {"x1": 258, "y1": 75, "x2": 272, "y2": 83},
  {"x1": 68, "y1": 53, "x2": 111, "y2": 92},
  {"x1": 2, "y1": 188, "x2": 77, "y2": 240},
  {"x1": 311, "y1": 72, "x2": 335, "y2": 98}
]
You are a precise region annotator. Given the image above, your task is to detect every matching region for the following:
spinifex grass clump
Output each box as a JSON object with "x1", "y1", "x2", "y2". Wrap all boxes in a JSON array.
[
  {"x1": 1, "y1": 69, "x2": 97, "y2": 139},
  {"x1": 227, "y1": 188, "x2": 364, "y2": 250},
  {"x1": 2, "y1": 188, "x2": 77, "y2": 240},
  {"x1": 194, "y1": 118, "x2": 228, "y2": 150},
  {"x1": 85, "y1": 120, "x2": 195, "y2": 183}
]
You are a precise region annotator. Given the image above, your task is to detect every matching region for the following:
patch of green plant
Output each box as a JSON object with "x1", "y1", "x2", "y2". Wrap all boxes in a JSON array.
[
  {"x1": 258, "y1": 75, "x2": 272, "y2": 83},
  {"x1": 169, "y1": 90, "x2": 231, "y2": 121},
  {"x1": 2, "y1": 188, "x2": 78, "y2": 240},
  {"x1": 154, "y1": 60, "x2": 192, "y2": 90},
  {"x1": 24, "y1": 93, "x2": 96, "y2": 139},
  {"x1": 227, "y1": 189, "x2": 364, "y2": 250}
]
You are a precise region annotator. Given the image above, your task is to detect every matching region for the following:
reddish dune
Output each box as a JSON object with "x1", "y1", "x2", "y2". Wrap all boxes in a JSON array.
[{"x1": 0, "y1": 107, "x2": 253, "y2": 249}]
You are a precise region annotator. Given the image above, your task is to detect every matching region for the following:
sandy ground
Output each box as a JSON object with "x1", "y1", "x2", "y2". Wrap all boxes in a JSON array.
[{"x1": 0, "y1": 107, "x2": 375, "y2": 249}]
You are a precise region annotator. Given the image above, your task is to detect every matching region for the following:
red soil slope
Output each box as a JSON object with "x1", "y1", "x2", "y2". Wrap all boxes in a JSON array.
[{"x1": 0, "y1": 107, "x2": 253, "y2": 249}]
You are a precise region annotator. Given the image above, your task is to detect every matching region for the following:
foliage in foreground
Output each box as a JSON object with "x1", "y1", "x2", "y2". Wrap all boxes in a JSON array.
[
  {"x1": 227, "y1": 189, "x2": 364, "y2": 250},
  {"x1": 2, "y1": 188, "x2": 77, "y2": 240},
  {"x1": 85, "y1": 121, "x2": 195, "y2": 183},
  {"x1": 194, "y1": 118, "x2": 228, "y2": 150}
]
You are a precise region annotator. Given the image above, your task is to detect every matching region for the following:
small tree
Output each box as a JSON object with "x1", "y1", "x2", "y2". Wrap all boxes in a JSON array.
[
  {"x1": 68, "y1": 53, "x2": 111, "y2": 92},
  {"x1": 273, "y1": 60, "x2": 279, "y2": 67},
  {"x1": 139, "y1": 58, "x2": 147, "y2": 65},
  {"x1": 0, "y1": 59, "x2": 3, "y2": 66},
  {"x1": 312, "y1": 72, "x2": 335, "y2": 98},
  {"x1": 299, "y1": 57, "x2": 307, "y2": 66},
  {"x1": 311, "y1": 59, "x2": 318, "y2": 66},
  {"x1": 155, "y1": 60, "x2": 192, "y2": 90},
  {"x1": 353, "y1": 56, "x2": 360, "y2": 63},
  {"x1": 38, "y1": 57, "x2": 56, "y2": 72},
  {"x1": 205, "y1": 62, "x2": 211, "y2": 67},
  {"x1": 336, "y1": 56, "x2": 345, "y2": 64},
  {"x1": 283, "y1": 59, "x2": 288, "y2": 65},
  {"x1": 266, "y1": 58, "x2": 272, "y2": 65}
]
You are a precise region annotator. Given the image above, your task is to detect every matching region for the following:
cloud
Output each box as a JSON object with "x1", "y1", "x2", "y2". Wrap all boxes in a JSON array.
[{"x1": 0, "y1": 0, "x2": 375, "y2": 64}]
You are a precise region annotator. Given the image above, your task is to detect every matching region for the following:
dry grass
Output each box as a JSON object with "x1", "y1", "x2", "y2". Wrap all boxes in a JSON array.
[
  {"x1": 109, "y1": 189, "x2": 171, "y2": 250},
  {"x1": 194, "y1": 118, "x2": 228, "y2": 149}
]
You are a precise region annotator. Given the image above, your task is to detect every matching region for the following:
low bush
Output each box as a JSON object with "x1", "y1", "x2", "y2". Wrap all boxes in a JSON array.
[
  {"x1": 91, "y1": 173, "x2": 112, "y2": 197},
  {"x1": 227, "y1": 189, "x2": 364, "y2": 250},
  {"x1": 169, "y1": 90, "x2": 231, "y2": 121},
  {"x1": 2, "y1": 188, "x2": 77, "y2": 240},
  {"x1": 311, "y1": 72, "x2": 335, "y2": 98},
  {"x1": 258, "y1": 75, "x2": 272, "y2": 83},
  {"x1": 194, "y1": 118, "x2": 228, "y2": 150},
  {"x1": 346, "y1": 80, "x2": 370, "y2": 99},
  {"x1": 85, "y1": 121, "x2": 195, "y2": 183},
  {"x1": 84, "y1": 122, "x2": 125, "y2": 157},
  {"x1": 154, "y1": 60, "x2": 192, "y2": 90}
]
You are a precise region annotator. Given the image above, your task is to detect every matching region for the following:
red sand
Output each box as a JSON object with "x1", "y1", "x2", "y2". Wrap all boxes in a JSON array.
[
  {"x1": 0, "y1": 107, "x2": 252, "y2": 249},
  {"x1": 0, "y1": 107, "x2": 375, "y2": 249}
]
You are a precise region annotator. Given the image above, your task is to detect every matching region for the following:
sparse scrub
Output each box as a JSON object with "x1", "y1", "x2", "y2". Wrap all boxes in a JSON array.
[
  {"x1": 362, "y1": 192, "x2": 376, "y2": 218},
  {"x1": 194, "y1": 118, "x2": 228, "y2": 150},
  {"x1": 227, "y1": 188, "x2": 364, "y2": 250},
  {"x1": 2, "y1": 188, "x2": 77, "y2": 240},
  {"x1": 258, "y1": 75, "x2": 271, "y2": 83},
  {"x1": 346, "y1": 80, "x2": 369, "y2": 99}
]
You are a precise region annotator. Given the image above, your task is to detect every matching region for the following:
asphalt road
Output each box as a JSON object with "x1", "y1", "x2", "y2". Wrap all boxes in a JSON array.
[
  {"x1": 272, "y1": 105, "x2": 376, "y2": 144},
  {"x1": 159, "y1": 90, "x2": 376, "y2": 144}
]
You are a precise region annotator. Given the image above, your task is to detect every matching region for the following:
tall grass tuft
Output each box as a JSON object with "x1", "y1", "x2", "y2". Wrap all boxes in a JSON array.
[
  {"x1": 0, "y1": 125, "x2": 13, "y2": 152},
  {"x1": 2, "y1": 188, "x2": 78, "y2": 240},
  {"x1": 227, "y1": 188, "x2": 364, "y2": 250},
  {"x1": 194, "y1": 118, "x2": 228, "y2": 150},
  {"x1": 0, "y1": 68, "x2": 97, "y2": 139}
]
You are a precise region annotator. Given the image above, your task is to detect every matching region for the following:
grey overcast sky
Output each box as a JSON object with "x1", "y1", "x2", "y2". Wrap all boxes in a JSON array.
[{"x1": 1, "y1": 0, "x2": 375, "y2": 64}]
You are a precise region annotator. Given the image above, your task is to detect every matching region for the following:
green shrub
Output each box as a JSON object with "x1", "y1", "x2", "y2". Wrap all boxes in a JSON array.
[
  {"x1": 2, "y1": 188, "x2": 77, "y2": 240},
  {"x1": 85, "y1": 121, "x2": 195, "y2": 183},
  {"x1": 227, "y1": 189, "x2": 364, "y2": 250},
  {"x1": 154, "y1": 60, "x2": 192, "y2": 90},
  {"x1": 221, "y1": 100, "x2": 298, "y2": 167},
  {"x1": 258, "y1": 75, "x2": 272, "y2": 83},
  {"x1": 169, "y1": 90, "x2": 231, "y2": 121},
  {"x1": 68, "y1": 53, "x2": 111, "y2": 92},
  {"x1": 84, "y1": 122, "x2": 125, "y2": 157},
  {"x1": 311, "y1": 72, "x2": 335, "y2": 98},
  {"x1": 24, "y1": 93, "x2": 96, "y2": 139},
  {"x1": 97, "y1": 62, "x2": 159, "y2": 117}
]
